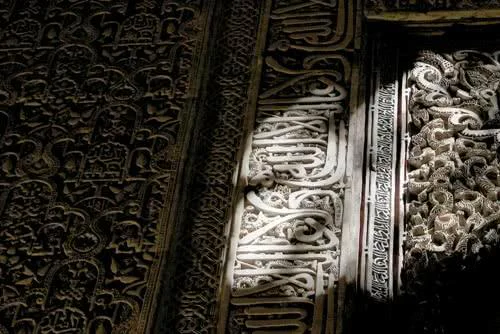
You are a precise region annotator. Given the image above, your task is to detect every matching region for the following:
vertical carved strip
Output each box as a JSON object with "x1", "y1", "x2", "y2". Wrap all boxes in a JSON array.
[
  {"x1": 154, "y1": 1, "x2": 263, "y2": 333},
  {"x1": 363, "y1": 42, "x2": 399, "y2": 301},
  {"x1": 225, "y1": 1, "x2": 357, "y2": 332}
]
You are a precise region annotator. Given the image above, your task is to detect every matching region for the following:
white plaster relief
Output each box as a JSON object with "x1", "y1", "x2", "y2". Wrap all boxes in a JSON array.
[
  {"x1": 364, "y1": 63, "x2": 398, "y2": 302},
  {"x1": 227, "y1": 1, "x2": 354, "y2": 332},
  {"x1": 231, "y1": 91, "x2": 346, "y2": 333},
  {"x1": 404, "y1": 50, "x2": 500, "y2": 284}
]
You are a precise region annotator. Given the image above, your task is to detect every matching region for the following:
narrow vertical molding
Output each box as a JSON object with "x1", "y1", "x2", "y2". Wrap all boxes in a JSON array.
[
  {"x1": 156, "y1": 0, "x2": 264, "y2": 332},
  {"x1": 363, "y1": 39, "x2": 399, "y2": 302},
  {"x1": 217, "y1": 0, "x2": 273, "y2": 331},
  {"x1": 396, "y1": 69, "x2": 410, "y2": 296},
  {"x1": 336, "y1": 0, "x2": 366, "y2": 331}
]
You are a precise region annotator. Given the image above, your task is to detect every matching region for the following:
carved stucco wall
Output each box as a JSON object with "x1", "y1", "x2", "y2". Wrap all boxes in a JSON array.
[
  {"x1": 405, "y1": 49, "x2": 500, "y2": 264},
  {"x1": 154, "y1": 0, "x2": 263, "y2": 332},
  {"x1": 365, "y1": 29, "x2": 500, "y2": 332},
  {"x1": 2, "y1": 0, "x2": 500, "y2": 333},
  {"x1": 224, "y1": 0, "x2": 360, "y2": 332},
  {"x1": 158, "y1": 0, "x2": 364, "y2": 332},
  {"x1": 0, "y1": 1, "x2": 215, "y2": 333},
  {"x1": 0, "y1": 0, "x2": 364, "y2": 332}
]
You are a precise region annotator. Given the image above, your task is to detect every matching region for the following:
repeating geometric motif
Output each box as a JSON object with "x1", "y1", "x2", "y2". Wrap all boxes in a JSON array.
[{"x1": 0, "y1": 1, "x2": 211, "y2": 332}]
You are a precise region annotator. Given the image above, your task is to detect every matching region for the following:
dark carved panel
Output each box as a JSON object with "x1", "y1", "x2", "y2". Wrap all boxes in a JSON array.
[
  {"x1": 0, "y1": 1, "x2": 212, "y2": 332},
  {"x1": 153, "y1": 0, "x2": 263, "y2": 332}
]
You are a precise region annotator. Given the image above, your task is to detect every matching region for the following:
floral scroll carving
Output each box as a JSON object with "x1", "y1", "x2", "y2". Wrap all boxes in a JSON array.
[{"x1": 404, "y1": 50, "x2": 500, "y2": 294}]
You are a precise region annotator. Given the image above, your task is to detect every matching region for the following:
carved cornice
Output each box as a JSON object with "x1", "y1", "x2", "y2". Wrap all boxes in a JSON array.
[
  {"x1": 365, "y1": 0, "x2": 500, "y2": 25},
  {"x1": 366, "y1": 0, "x2": 500, "y2": 12}
]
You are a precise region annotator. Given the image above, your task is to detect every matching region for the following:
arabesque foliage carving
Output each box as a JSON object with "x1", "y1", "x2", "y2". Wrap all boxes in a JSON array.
[
  {"x1": 227, "y1": 0, "x2": 356, "y2": 332},
  {"x1": 0, "y1": 1, "x2": 210, "y2": 332},
  {"x1": 404, "y1": 49, "x2": 500, "y2": 292}
]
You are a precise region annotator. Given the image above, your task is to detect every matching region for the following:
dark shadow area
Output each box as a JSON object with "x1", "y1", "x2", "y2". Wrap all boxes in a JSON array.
[
  {"x1": 348, "y1": 245, "x2": 500, "y2": 334},
  {"x1": 339, "y1": 243, "x2": 500, "y2": 334}
]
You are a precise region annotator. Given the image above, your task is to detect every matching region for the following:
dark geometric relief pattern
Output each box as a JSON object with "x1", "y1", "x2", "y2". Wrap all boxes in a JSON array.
[
  {"x1": 153, "y1": 0, "x2": 262, "y2": 332},
  {"x1": 0, "y1": 1, "x2": 211, "y2": 332}
]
